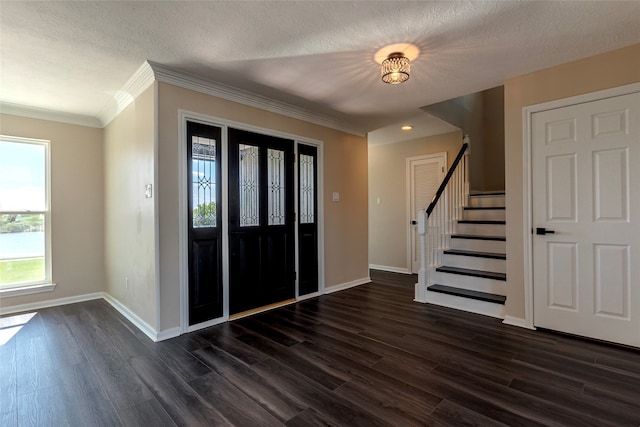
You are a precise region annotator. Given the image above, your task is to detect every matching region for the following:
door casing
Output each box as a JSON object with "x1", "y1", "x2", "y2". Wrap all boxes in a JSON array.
[
  {"x1": 178, "y1": 110, "x2": 324, "y2": 333},
  {"x1": 406, "y1": 153, "x2": 446, "y2": 275},
  {"x1": 521, "y1": 82, "x2": 640, "y2": 330}
]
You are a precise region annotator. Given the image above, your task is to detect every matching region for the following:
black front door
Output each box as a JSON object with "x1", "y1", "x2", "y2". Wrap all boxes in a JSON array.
[
  {"x1": 228, "y1": 128, "x2": 295, "y2": 314},
  {"x1": 187, "y1": 121, "x2": 223, "y2": 325}
]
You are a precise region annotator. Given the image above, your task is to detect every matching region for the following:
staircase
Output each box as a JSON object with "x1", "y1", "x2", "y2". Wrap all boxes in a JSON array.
[{"x1": 423, "y1": 192, "x2": 506, "y2": 318}]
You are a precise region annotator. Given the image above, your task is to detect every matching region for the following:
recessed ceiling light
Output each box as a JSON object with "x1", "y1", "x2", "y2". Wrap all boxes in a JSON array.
[{"x1": 401, "y1": 125, "x2": 413, "y2": 131}]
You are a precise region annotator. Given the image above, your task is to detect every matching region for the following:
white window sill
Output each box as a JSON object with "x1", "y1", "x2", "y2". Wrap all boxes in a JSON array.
[{"x1": 0, "y1": 283, "x2": 56, "y2": 298}]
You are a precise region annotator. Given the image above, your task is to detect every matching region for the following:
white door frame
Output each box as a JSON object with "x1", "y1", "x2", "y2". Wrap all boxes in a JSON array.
[
  {"x1": 521, "y1": 82, "x2": 640, "y2": 330},
  {"x1": 177, "y1": 109, "x2": 325, "y2": 334},
  {"x1": 406, "y1": 152, "x2": 447, "y2": 275}
]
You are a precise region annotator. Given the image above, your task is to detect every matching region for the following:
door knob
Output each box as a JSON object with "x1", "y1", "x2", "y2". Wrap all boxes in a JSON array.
[
  {"x1": 536, "y1": 227, "x2": 555, "y2": 235},
  {"x1": 411, "y1": 220, "x2": 417, "y2": 225}
]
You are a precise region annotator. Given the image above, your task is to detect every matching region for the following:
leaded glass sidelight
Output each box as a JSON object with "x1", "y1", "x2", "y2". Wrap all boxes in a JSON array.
[
  {"x1": 299, "y1": 154, "x2": 315, "y2": 224},
  {"x1": 239, "y1": 144, "x2": 260, "y2": 226},
  {"x1": 268, "y1": 149, "x2": 286, "y2": 225},
  {"x1": 192, "y1": 136, "x2": 217, "y2": 228}
]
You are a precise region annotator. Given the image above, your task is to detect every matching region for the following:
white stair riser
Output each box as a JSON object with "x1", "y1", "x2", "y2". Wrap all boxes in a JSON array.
[
  {"x1": 443, "y1": 254, "x2": 506, "y2": 274},
  {"x1": 449, "y1": 238, "x2": 506, "y2": 253},
  {"x1": 435, "y1": 271, "x2": 506, "y2": 295},
  {"x1": 468, "y1": 195, "x2": 505, "y2": 208},
  {"x1": 456, "y1": 222, "x2": 505, "y2": 236},
  {"x1": 424, "y1": 291, "x2": 505, "y2": 319},
  {"x1": 463, "y1": 209, "x2": 506, "y2": 221}
]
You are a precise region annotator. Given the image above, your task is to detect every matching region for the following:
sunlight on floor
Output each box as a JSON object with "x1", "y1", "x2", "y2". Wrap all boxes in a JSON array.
[{"x1": 0, "y1": 311, "x2": 37, "y2": 345}]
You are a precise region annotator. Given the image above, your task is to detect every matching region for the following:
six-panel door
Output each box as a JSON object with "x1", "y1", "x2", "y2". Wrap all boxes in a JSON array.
[{"x1": 532, "y1": 92, "x2": 640, "y2": 347}]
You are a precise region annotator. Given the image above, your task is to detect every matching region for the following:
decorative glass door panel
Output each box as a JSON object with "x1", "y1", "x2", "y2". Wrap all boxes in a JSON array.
[
  {"x1": 268, "y1": 149, "x2": 286, "y2": 226},
  {"x1": 239, "y1": 144, "x2": 260, "y2": 226},
  {"x1": 299, "y1": 153, "x2": 315, "y2": 224},
  {"x1": 192, "y1": 136, "x2": 217, "y2": 228}
]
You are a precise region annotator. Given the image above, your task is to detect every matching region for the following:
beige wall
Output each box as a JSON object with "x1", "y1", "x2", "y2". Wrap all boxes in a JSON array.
[
  {"x1": 368, "y1": 131, "x2": 463, "y2": 271},
  {"x1": 157, "y1": 83, "x2": 368, "y2": 331},
  {"x1": 465, "y1": 93, "x2": 486, "y2": 191},
  {"x1": 482, "y1": 86, "x2": 505, "y2": 191},
  {"x1": 422, "y1": 87, "x2": 505, "y2": 192},
  {"x1": 0, "y1": 115, "x2": 105, "y2": 308},
  {"x1": 504, "y1": 43, "x2": 640, "y2": 319},
  {"x1": 103, "y1": 86, "x2": 157, "y2": 328}
]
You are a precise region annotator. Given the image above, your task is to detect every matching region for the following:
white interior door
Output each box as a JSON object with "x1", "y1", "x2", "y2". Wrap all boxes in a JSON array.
[
  {"x1": 532, "y1": 91, "x2": 640, "y2": 347},
  {"x1": 408, "y1": 154, "x2": 445, "y2": 274}
]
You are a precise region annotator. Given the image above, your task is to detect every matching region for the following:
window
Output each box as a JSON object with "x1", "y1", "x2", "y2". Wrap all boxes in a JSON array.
[{"x1": 0, "y1": 136, "x2": 53, "y2": 295}]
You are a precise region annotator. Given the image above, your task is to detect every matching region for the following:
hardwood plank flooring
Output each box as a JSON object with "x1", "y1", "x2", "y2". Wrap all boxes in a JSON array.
[{"x1": 1, "y1": 269, "x2": 639, "y2": 426}]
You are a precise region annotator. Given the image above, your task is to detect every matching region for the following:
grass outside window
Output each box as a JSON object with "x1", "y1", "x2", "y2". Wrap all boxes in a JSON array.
[{"x1": 0, "y1": 258, "x2": 45, "y2": 286}]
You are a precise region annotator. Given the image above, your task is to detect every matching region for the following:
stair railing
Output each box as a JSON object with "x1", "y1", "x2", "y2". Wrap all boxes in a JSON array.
[{"x1": 415, "y1": 137, "x2": 469, "y2": 302}]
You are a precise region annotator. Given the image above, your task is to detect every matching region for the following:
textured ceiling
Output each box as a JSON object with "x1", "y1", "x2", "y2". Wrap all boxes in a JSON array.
[{"x1": 1, "y1": 1, "x2": 639, "y2": 138}]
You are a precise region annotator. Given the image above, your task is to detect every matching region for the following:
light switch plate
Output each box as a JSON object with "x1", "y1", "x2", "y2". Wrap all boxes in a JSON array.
[
  {"x1": 332, "y1": 192, "x2": 340, "y2": 202},
  {"x1": 145, "y1": 184, "x2": 152, "y2": 198}
]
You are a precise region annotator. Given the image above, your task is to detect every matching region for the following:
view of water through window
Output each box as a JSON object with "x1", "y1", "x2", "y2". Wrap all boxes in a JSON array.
[{"x1": 0, "y1": 215, "x2": 45, "y2": 285}]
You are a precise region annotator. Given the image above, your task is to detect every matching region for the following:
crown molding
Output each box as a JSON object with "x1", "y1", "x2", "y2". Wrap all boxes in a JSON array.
[
  {"x1": 146, "y1": 61, "x2": 365, "y2": 137},
  {"x1": 97, "y1": 61, "x2": 156, "y2": 127},
  {"x1": 2, "y1": 60, "x2": 366, "y2": 136},
  {"x1": 0, "y1": 102, "x2": 102, "y2": 128}
]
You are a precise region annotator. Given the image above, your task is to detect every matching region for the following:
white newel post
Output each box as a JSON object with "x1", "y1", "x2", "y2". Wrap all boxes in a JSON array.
[{"x1": 414, "y1": 208, "x2": 428, "y2": 302}]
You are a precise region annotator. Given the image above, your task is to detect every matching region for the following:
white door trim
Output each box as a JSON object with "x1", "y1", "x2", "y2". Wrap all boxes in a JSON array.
[
  {"x1": 406, "y1": 152, "x2": 447, "y2": 275},
  {"x1": 177, "y1": 109, "x2": 324, "y2": 334},
  {"x1": 521, "y1": 82, "x2": 640, "y2": 330}
]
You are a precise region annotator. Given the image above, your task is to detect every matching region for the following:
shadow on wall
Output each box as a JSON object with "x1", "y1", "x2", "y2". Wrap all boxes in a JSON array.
[{"x1": 421, "y1": 86, "x2": 505, "y2": 192}]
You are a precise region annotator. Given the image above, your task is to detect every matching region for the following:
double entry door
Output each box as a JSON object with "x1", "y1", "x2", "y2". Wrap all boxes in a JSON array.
[{"x1": 187, "y1": 122, "x2": 318, "y2": 325}]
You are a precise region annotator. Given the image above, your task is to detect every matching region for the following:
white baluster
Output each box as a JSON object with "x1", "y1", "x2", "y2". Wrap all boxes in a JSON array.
[{"x1": 416, "y1": 141, "x2": 469, "y2": 302}]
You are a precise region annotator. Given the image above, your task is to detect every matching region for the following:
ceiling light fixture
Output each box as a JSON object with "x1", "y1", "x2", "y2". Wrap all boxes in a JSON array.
[
  {"x1": 381, "y1": 52, "x2": 410, "y2": 84},
  {"x1": 401, "y1": 125, "x2": 413, "y2": 131}
]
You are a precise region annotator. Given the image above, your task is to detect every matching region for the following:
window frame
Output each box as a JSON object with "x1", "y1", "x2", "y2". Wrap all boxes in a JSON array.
[{"x1": 0, "y1": 135, "x2": 54, "y2": 297}]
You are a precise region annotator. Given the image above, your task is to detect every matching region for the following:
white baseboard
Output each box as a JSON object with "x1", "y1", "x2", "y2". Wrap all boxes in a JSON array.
[
  {"x1": 502, "y1": 315, "x2": 536, "y2": 330},
  {"x1": 0, "y1": 290, "x2": 183, "y2": 342},
  {"x1": 419, "y1": 290, "x2": 505, "y2": 319},
  {"x1": 102, "y1": 293, "x2": 161, "y2": 342},
  {"x1": 369, "y1": 264, "x2": 411, "y2": 274},
  {"x1": 324, "y1": 276, "x2": 371, "y2": 294},
  {"x1": 0, "y1": 292, "x2": 103, "y2": 316},
  {"x1": 1, "y1": 277, "x2": 375, "y2": 340}
]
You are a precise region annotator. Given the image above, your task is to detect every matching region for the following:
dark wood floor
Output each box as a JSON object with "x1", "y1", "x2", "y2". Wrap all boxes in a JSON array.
[{"x1": 2, "y1": 270, "x2": 639, "y2": 426}]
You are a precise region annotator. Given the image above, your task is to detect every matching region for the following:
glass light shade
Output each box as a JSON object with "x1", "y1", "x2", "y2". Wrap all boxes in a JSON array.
[{"x1": 381, "y1": 52, "x2": 410, "y2": 84}]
